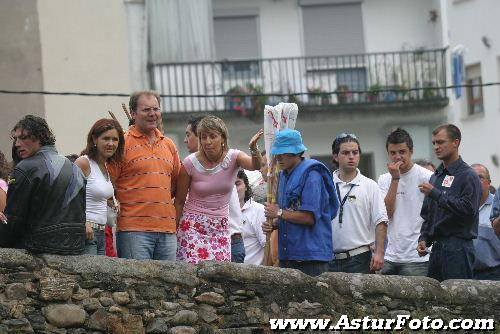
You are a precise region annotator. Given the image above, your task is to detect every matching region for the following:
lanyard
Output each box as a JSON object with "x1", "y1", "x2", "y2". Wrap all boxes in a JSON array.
[{"x1": 335, "y1": 183, "x2": 356, "y2": 226}]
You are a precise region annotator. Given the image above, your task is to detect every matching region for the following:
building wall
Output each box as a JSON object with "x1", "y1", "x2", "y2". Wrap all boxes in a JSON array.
[
  {"x1": 0, "y1": 0, "x2": 45, "y2": 157},
  {"x1": 362, "y1": 0, "x2": 443, "y2": 52},
  {"x1": 36, "y1": 0, "x2": 131, "y2": 155},
  {"x1": 446, "y1": 0, "x2": 500, "y2": 186}
]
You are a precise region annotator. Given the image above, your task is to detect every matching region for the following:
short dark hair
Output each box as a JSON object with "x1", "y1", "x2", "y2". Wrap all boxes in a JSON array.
[
  {"x1": 81, "y1": 118, "x2": 125, "y2": 163},
  {"x1": 332, "y1": 133, "x2": 361, "y2": 155},
  {"x1": 187, "y1": 116, "x2": 206, "y2": 137},
  {"x1": 65, "y1": 154, "x2": 79, "y2": 163},
  {"x1": 129, "y1": 90, "x2": 161, "y2": 113},
  {"x1": 433, "y1": 124, "x2": 461, "y2": 143},
  {"x1": 386, "y1": 128, "x2": 413, "y2": 151},
  {"x1": 414, "y1": 158, "x2": 436, "y2": 171},
  {"x1": 237, "y1": 169, "x2": 253, "y2": 203},
  {"x1": 12, "y1": 115, "x2": 56, "y2": 146}
]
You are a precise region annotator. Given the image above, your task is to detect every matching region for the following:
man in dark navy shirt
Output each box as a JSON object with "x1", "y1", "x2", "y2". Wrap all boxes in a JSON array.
[{"x1": 417, "y1": 124, "x2": 481, "y2": 281}]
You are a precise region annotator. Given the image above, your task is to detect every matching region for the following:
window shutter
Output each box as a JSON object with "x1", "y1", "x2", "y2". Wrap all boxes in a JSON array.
[
  {"x1": 302, "y1": 3, "x2": 365, "y2": 56},
  {"x1": 214, "y1": 16, "x2": 259, "y2": 60}
]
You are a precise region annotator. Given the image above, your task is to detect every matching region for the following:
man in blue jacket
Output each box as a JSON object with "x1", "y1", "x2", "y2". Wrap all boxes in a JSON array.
[
  {"x1": 417, "y1": 124, "x2": 481, "y2": 281},
  {"x1": 263, "y1": 129, "x2": 339, "y2": 276}
]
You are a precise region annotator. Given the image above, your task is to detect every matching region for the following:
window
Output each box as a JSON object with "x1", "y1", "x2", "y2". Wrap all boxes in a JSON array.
[
  {"x1": 213, "y1": 15, "x2": 260, "y2": 78},
  {"x1": 301, "y1": 2, "x2": 365, "y2": 57},
  {"x1": 466, "y1": 63, "x2": 484, "y2": 115}
]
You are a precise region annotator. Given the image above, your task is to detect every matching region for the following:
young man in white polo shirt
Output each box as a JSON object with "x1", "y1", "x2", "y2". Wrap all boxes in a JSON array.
[
  {"x1": 329, "y1": 133, "x2": 388, "y2": 274},
  {"x1": 378, "y1": 128, "x2": 433, "y2": 276}
]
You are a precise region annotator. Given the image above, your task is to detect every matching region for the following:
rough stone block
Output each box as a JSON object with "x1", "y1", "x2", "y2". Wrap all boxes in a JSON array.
[
  {"x1": 171, "y1": 310, "x2": 198, "y2": 325},
  {"x1": 43, "y1": 304, "x2": 86, "y2": 328},
  {"x1": 195, "y1": 292, "x2": 225, "y2": 306},
  {"x1": 5, "y1": 283, "x2": 27, "y2": 300},
  {"x1": 112, "y1": 291, "x2": 131, "y2": 305}
]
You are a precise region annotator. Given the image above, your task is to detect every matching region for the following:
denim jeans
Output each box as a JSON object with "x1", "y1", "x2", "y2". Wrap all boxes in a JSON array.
[
  {"x1": 380, "y1": 260, "x2": 429, "y2": 276},
  {"x1": 116, "y1": 231, "x2": 177, "y2": 261},
  {"x1": 474, "y1": 265, "x2": 500, "y2": 281},
  {"x1": 84, "y1": 229, "x2": 106, "y2": 256},
  {"x1": 231, "y1": 236, "x2": 245, "y2": 263},
  {"x1": 280, "y1": 260, "x2": 329, "y2": 277},
  {"x1": 329, "y1": 251, "x2": 372, "y2": 274},
  {"x1": 428, "y1": 236, "x2": 475, "y2": 281}
]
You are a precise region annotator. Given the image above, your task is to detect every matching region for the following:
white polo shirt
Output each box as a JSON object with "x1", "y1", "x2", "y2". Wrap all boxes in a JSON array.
[
  {"x1": 378, "y1": 164, "x2": 432, "y2": 263},
  {"x1": 240, "y1": 199, "x2": 266, "y2": 265},
  {"x1": 332, "y1": 169, "x2": 388, "y2": 253},
  {"x1": 229, "y1": 186, "x2": 243, "y2": 236}
]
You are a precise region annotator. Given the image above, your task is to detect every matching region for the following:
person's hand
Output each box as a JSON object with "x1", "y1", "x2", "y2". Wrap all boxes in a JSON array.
[
  {"x1": 264, "y1": 202, "x2": 280, "y2": 219},
  {"x1": 85, "y1": 222, "x2": 94, "y2": 240},
  {"x1": 492, "y1": 217, "x2": 500, "y2": 236},
  {"x1": 388, "y1": 161, "x2": 403, "y2": 179},
  {"x1": 370, "y1": 252, "x2": 384, "y2": 271},
  {"x1": 417, "y1": 240, "x2": 428, "y2": 256},
  {"x1": 262, "y1": 220, "x2": 275, "y2": 234},
  {"x1": 418, "y1": 182, "x2": 434, "y2": 196},
  {"x1": 0, "y1": 212, "x2": 7, "y2": 224},
  {"x1": 249, "y1": 129, "x2": 264, "y2": 150}
]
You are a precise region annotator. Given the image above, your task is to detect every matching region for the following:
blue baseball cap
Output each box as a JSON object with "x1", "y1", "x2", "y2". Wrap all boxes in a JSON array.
[{"x1": 271, "y1": 129, "x2": 308, "y2": 155}]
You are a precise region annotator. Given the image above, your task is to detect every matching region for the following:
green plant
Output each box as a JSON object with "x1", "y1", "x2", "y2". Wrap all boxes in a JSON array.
[
  {"x1": 307, "y1": 87, "x2": 330, "y2": 105},
  {"x1": 423, "y1": 86, "x2": 437, "y2": 99},
  {"x1": 367, "y1": 83, "x2": 382, "y2": 101}
]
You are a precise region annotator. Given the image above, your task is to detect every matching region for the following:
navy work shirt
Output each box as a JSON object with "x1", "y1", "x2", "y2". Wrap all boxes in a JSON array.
[{"x1": 419, "y1": 157, "x2": 481, "y2": 244}]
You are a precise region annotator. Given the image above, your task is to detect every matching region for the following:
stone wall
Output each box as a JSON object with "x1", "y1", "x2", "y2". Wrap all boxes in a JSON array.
[{"x1": 0, "y1": 248, "x2": 498, "y2": 333}]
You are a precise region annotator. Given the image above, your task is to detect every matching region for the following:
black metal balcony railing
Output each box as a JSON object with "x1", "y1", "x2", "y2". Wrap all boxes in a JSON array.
[{"x1": 149, "y1": 48, "x2": 447, "y2": 114}]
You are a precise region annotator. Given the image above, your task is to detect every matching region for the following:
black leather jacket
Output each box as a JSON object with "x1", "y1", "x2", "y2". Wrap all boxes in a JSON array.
[{"x1": 0, "y1": 146, "x2": 86, "y2": 254}]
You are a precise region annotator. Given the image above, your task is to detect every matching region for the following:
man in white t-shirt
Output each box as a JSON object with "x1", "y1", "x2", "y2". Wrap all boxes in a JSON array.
[
  {"x1": 378, "y1": 128, "x2": 433, "y2": 276},
  {"x1": 329, "y1": 133, "x2": 388, "y2": 274}
]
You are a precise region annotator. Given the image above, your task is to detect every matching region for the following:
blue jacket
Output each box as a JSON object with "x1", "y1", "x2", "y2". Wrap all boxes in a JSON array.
[{"x1": 277, "y1": 159, "x2": 339, "y2": 261}]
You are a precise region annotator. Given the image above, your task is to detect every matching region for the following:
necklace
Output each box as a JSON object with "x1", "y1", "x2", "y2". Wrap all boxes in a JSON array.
[{"x1": 97, "y1": 162, "x2": 109, "y2": 181}]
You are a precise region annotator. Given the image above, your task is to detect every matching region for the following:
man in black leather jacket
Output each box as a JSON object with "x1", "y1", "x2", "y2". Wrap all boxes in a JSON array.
[{"x1": 0, "y1": 115, "x2": 86, "y2": 254}]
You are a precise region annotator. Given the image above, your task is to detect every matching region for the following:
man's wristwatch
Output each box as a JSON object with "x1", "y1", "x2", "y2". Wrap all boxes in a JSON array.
[{"x1": 277, "y1": 208, "x2": 283, "y2": 219}]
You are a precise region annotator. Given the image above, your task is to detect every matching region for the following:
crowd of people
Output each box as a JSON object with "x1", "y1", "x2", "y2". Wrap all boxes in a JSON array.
[{"x1": 0, "y1": 90, "x2": 498, "y2": 282}]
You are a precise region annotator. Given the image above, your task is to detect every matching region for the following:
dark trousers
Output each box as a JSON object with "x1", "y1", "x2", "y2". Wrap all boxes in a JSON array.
[
  {"x1": 474, "y1": 265, "x2": 500, "y2": 281},
  {"x1": 428, "y1": 236, "x2": 475, "y2": 282},
  {"x1": 231, "y1": 235, "x2": 245, "y2": 263},
  {"x1": 328, "y1": 251, "x2": 372, "y2": 274},
  {"x1": 280, "y1": 260, "x2": 329, "y2": 277}
]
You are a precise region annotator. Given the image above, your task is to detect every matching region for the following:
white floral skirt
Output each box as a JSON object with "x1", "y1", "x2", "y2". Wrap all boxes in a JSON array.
[{"x1": 176, "y1": 211, "x2": 231, "y2": 264}]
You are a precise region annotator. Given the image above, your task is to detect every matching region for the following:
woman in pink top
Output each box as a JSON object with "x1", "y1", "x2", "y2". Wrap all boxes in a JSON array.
[
  {"x1": 175, "y1": 116, "x2": 263, "y2": 264},
  {"x1": 0, "y1": 150, "x2": 12, "y2": 212}
]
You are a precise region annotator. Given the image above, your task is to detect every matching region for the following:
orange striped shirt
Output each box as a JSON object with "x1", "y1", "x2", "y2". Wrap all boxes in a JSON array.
[{"x1": 108, "y1": 126, "x2": 181, "y2": 233}]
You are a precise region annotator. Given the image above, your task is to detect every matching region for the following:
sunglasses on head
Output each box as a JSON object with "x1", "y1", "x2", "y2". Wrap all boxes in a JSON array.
[{"x1": 335, "y1": 132, "x2": 357, "y2": 141}]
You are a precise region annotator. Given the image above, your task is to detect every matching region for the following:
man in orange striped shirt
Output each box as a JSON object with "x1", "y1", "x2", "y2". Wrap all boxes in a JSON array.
[{"x1": 109, "y1": 90, "x2": 181, "y2": 261}]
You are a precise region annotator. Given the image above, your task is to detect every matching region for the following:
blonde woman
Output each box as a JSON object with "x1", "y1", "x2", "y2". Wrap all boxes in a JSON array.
[{"x1": 175, "y1": 116, "x2": 263, "y2": 264}]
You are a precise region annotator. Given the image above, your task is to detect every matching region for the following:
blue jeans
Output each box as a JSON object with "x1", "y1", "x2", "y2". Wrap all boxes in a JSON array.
[
  {"x1": 329, "y1": 251, "x2": 372, "y2": 274},
  {"x1": 116, "y1": 231, "x2": 177, "y2": 261},
  {"x1": 231, "y1": 235, "x2": 245, "y2": 263},
  {"x1": 381, "y1": 260, "x2": 429, "y2": 276},
  {"x1": 280, "y1": 260, "x2": 329, "y2": 277},
  {"x1": 84, "y1": 229, "x2": 106, "y2": 256},
  {"x1": 428, "y1": 237, "x2": 475, "y2": 281}
]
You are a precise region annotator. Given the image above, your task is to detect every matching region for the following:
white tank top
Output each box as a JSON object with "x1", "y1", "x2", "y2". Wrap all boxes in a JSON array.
[{"x1": 83, "y1": 156, "x2": 114, "y2": 225}]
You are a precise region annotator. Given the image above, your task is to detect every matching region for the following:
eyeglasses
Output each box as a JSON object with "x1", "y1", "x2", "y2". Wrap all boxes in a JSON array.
[
  {"x1": 335, "y1": 132, "x2": 357, "y2": 140},
  {"x1": 139, "y1": 107, "x2": 162, "y2": 114}
]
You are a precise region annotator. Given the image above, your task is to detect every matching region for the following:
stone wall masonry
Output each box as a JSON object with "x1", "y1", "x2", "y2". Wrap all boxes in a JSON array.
[{"x1": 0, "y1": 248, "x2": 498, "y2": 333}]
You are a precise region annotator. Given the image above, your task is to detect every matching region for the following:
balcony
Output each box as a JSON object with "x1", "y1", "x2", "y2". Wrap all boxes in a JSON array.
[{"x1": 149, "y1": 48, "x2": 448, "y2": 115}]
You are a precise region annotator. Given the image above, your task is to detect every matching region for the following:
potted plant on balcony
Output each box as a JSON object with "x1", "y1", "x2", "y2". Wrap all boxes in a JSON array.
[
  {"x1": 335, "y1": 85, "x2": 350, "y2": 104},
  {"x1": 367, "y1": 83, "x2": 382, "y2": 102},
  {"x1": 225, "y1": 85, "x2": 254, "y2": 116},
  {"x1": 307, "y1": 87, "x2": 330, "y2": 105}
]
